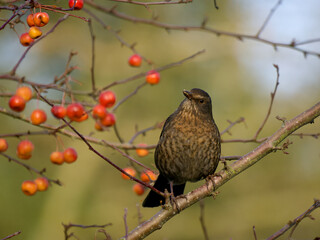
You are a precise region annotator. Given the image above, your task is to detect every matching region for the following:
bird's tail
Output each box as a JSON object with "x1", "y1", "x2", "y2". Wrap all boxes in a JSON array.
[{"x1": 142, "y1": 174, "x2": 185, "y2": 208}]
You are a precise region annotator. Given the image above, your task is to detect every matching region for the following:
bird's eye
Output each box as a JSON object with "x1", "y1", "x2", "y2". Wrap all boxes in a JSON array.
[{"x1": 199, "y1": 99, "x2": 204, "y2": 103}]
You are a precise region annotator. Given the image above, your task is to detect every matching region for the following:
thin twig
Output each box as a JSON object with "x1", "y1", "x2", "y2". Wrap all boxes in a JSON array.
[
  {"x1": 0, "y1": 231, "x2": 21, "y2": 240},
  {"x1": 62, "y1": 222, "x2": 112, "y2": 240},
  {"x1": 88, "y1": 19, "x2": 97, "y2": 93},
  {"x1": 199, "y1": 200, "x2": 209, "y2": 240},
  {"x1": 266, "y1": 199, "x2": 320, "y2": 240},
  {"x1": 123, "y1": 208, "x2": 129, "y2": 240},
  {"x1": 253, "y1": 64, "x2": 280, "y2": 139},
  {"x1": 256, "y1": 0, "x2": 282, "y2": 37}
]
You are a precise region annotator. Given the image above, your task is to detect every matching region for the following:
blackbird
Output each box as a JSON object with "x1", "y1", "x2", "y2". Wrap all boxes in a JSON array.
[{"x1": 142, "y1": 88, "x2": 221, "y2": 208}]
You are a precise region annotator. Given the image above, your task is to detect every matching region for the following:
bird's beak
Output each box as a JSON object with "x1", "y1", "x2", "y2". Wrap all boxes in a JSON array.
[{"x1": 183, "y1": 90, "x2": 192, "y2": 100}]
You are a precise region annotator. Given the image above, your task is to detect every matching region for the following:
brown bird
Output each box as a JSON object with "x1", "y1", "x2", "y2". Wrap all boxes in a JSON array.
[{"x1": 142, "y1": 88, "x2": 221, "y2": 208}]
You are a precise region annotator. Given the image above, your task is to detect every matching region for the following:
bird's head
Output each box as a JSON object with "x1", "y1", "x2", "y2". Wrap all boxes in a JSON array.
[{"x1": 179, "y1": 88, "x2": 213, "y2": 118}]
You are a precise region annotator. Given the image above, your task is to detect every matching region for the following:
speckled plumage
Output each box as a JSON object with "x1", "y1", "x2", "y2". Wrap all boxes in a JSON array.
[{"x1": 142, "y1": 88, "x2": 221, "y2": 208}]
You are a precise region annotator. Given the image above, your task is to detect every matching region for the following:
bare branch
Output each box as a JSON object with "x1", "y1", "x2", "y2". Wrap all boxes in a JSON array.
[{"x1": 0, "y1": 231, "x2": 21, "y2": 240}]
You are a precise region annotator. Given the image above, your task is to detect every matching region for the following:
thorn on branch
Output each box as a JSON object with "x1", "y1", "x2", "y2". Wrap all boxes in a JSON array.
[
  {"x1": 201, "y1": 17, "x2": 208, "y2": 28},
  {"x1": 276, "y1": 115, "x2": 287, "y2": 123}
]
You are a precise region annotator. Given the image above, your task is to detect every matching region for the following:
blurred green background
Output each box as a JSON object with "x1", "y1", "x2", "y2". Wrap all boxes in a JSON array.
[{"x1": 0, "y1": 0, "x2": 320, "y2": 239}]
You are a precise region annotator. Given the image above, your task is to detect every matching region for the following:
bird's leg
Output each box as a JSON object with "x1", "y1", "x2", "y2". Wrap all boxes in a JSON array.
[{"x1": 169, "y1": 181, "x2": 182, "y2": 212}]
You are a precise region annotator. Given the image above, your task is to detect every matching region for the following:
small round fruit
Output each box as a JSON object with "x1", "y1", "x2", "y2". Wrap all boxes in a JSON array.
[
  {"x1": 50, "y1": 151, "x2": 64, "y2": 165},
  {"x1": 30, "y1": 109, "x2": 47, "y2": 125},
  {"x1": 63, "y1": 148, "x2": 77, "y2": 163},
  {"x1": 140, "y1": 170, "x2": 157, "y2": 183},
  {"x1": 128, "y1": 54, "x2": 142, "y2": 67},
  {"x1": 17, "y1": 140, "x2": 34, "y2": 159},
  {"x1": 20, "y1": 32, "x2": 34, "y2": 47},
  {"x1": 21, "y1": 180, "x2": 37, "y2": 196},
  {"x1": 9, "y1": 95, "x2": 26, "y2": 112},
  {"x1": 94, "y1": 121, "x2": 103, "y2": 131},
  {"x1": 136, "y1": 143, "x2": 149, "y2": 157},
  {"x1": 92, "y1": 104, "x2": 107, "y2": 119},
  {"x1": 33, "y1": 12, "x2": 49, "y2": 27},
  {"x1": 66, "y1": 103, "x2": 85, "y2": 121},
  {"x1": 133, "y1": 183, "x2": 145, "y2": 196},
  {"x1": 68, "y1": 0, "x2": 84, "y2": 10},
  {"x1": 100, "y1": 113, "x2": 116, "y2": 127},
  {"x1": 28, "y1": 26, "x2": 42, "y2": 39},
  {"x1": 51, "y1": 105, "x2": 67, "y2": 119},
  {"x1": 121, "y1": 167, "x2": 136, "y2": 180},
  {"x1": 98, "y1": 91, "x2": 116, "y2": 108},
  {"x1": 34, "y1": 177, "x2": 49, "y2": 191},
  {"x1": 0, "y1": 138, "x2": 8, "y2": 152},
  {"x1": 15, "y1": 86, "x2": 33, "y2": 102},
  {"x1": 26, "y1": 13, "x2": 35, "y2": 27},
  {"x1": 146, "y1": 70, "x2": 160, "y2": 85}
]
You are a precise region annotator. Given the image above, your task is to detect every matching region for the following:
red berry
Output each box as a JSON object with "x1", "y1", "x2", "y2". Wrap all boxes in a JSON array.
[
  {"x1": 66, "y1": 103, "x2": 86, "y2": 121},
  {"x1": 51, "y1": 105, "x2": 67, "y2": 119},
  {"x1": 121, "y1": 167, "x2": 136, "y2": 180},
  {"x1": 68, "y1": 0, "x2": 84, "y2": 10},
  {"x1": 33, "y1": 12, "x2": 49, "y2": 27},
  {"x1": 9, "y1": 95, "x2": 26, "y2": 112},
  {"x1": 20, "y1": 32, "x2": 34, "y2": 47},
  {"x1": 21, "y1": 180, "x2": 37, "y2": 196},
  {"x1": 146, "y1": 70, "x2": 160, "y2": 85},
  {"x1": 30, "y1": 109, "x2": 47, "y2": 125},
  {"x1": 17, "y1": 140, "x2": 34, "y2": 160},
  {"x1": 0, "y1": 138, "x2": 8, "y2": 152},
  {"x1": 16, "y1": 86, "x2": 33, "y2": 102},
  {"x1": 128, "y1": 54, "x2": 142, "y2": 67},
  {"x1": 63, "y1": 148, "x2": 77, "y2": 163},
  {"x1": 98, "y1": 91, "x2": 116, "y2": 108},
  {"x1": 133, "y1": 183, "x2": 145, "y2": 196},
  {"x1": 34, "y1": 177, "x2": 49, "y2": 191},
  {"x1": 50, "y1": 151, "x2": 64, "y2": 165},
  {"x1": 100, "y1": 113, "x2": 116, "y2": 127},
  {"x1": 92, "y1": 104, "x2": 107, "y2": 119}
]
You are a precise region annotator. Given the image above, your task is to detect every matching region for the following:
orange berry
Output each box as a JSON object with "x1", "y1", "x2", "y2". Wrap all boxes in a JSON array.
[
  {"x1": 21, "y1": 180, "x2": 37, "y2": 196},
  {"x1": 26, "y1": 13, "x2": 35, "y2": 27},
  {"x1": 33, "y1": 12, "x2": 49, "y2": 27},
  {"x1": 121, "y1": 167, "x2": 136, "y2": 180},
  {"x1": 0, "y1": 138, "x2": 8, "y2": 152},
  {"x1": 94, "y1": 121, "x2": 103, "y2": 131},
  {"x1": 133, "y1": 183, "x2": 145, "y2": 196},
  {"x1": 136, "y1": 143, "x2": 149, "y2": 157},
  {"x1": 140, "y1": 170, "x2": 157, "y2": 183},
  {"x1": 34, "y1": 177, "x2": 49, "y2": 191},
  {"x1": 15, "y1": 86, "x2": 33, "y2": 102},
  {"x1": 63, "y1": 148, "x2": 77, "y2": 163},
  {"x1": 28, "y1": 26, "x2": 42, "y2": 39},
  {"x1": 30, "y1": 109, "x2": 47, "y2": 125},
  {"x1": 50, "y1": 151, "x2": 64, "y2": 165},
  {"x1": 17, "y1": 140, "x2": 34, "y2": 159}
]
